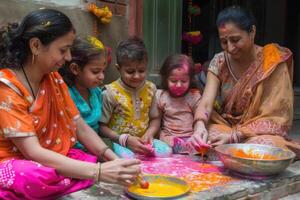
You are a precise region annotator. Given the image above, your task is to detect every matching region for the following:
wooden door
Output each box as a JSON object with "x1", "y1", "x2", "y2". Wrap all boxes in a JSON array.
[{"x1": 143, "y1": 0, "x2": 182, "y2": 84}]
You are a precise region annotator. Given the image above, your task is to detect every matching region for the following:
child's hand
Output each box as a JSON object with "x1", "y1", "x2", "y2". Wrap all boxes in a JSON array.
[
  {"x1": 127, "y1": 136, "x2": 153, "y2": 155},
  {"x1": 141, "y1": 134, "x2": 153, "y2": 145}
]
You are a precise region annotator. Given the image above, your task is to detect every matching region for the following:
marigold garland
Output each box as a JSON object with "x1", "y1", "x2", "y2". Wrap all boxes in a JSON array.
[
  {"x1": 86, "y1": 3, "x2": 113, "y2": 65},
  {"x1": 88, "y1": 3, "x2": 112, "y2": 24}
]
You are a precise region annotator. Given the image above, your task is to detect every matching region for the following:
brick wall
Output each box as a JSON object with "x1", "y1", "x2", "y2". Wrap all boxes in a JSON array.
[{"x1": 96, "y1": 0, "x2": 127, "y2": 16}]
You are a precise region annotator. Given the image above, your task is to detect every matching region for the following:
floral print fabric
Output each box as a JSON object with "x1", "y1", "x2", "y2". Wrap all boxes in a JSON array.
[
  {"x1": 0, "y1": 149, "x2": 96, "y2": 200},
  {"x1": 0, "y1": 69, "x2": 79, "y2": 161},
  {"x1": 101, "y1": 79, "x2": 156, "y2": 137}
]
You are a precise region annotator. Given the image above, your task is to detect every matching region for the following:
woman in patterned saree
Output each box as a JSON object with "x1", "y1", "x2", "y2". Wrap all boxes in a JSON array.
[
  {"x1": 0, "y1": 9, "x2": 140, "y2": 200},
  {"x1": 192, "y1": 6, "x2": 300, "y2": 158}
]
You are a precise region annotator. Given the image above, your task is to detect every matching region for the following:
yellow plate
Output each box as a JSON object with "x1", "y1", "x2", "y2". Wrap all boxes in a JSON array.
[{"x1": 125, "y1": 175, "x2": 190, "y2": 199}]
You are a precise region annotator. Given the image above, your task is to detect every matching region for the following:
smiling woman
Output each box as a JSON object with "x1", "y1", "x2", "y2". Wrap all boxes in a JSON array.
[
  {"x1": 0, "y1": 9, "x2": 140, "y2": 199},
  {"x1": 193, "y1": 5, "x2": 300, "y2": 160}
]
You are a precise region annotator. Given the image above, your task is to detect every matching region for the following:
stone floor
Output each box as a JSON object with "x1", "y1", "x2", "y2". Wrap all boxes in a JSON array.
[
  {"x1": 61, "y1": 160, "x2": 300, "y2": 200},
  {"x1": 281, "y1": 119, "x2": 300, "y2": 199},
  {"x1": 60, "y1": 119, "x2": 300, "y2": 200},
  {"x1": 280, "y1": 193, "x2": 300, "y2": 200}
]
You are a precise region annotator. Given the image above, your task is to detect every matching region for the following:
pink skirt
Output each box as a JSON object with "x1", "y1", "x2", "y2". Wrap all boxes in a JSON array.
[{"x1": 0, "y1": 148, "x2": 97, "y2": 200}]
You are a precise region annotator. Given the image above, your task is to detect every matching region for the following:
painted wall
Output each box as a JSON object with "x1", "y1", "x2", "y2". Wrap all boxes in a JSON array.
[
  {"x1": 143, "y1": 0, "x2": 182, "y2": 84},
  {"x1": 0, "y1": 0, "x2": 129, "y2": 83}
]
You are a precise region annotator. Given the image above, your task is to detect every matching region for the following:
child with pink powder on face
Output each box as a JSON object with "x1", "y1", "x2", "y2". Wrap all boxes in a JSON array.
[{"x1": 143, "y1": 54, "x2": 211, "y2": 154}]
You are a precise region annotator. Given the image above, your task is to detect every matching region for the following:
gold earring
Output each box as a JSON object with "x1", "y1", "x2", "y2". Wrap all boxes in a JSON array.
[{"x1": 31, "y1": 54, "x2": 35, "y2": 65}]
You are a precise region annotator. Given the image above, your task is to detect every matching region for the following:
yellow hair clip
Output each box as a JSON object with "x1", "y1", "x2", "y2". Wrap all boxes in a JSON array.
[
  {"x1": 87, "y1": 36, "x2": 104, "y2": 50},
  {"x1": 42, "y1": 21, "x2": 51, "y2": 27}
]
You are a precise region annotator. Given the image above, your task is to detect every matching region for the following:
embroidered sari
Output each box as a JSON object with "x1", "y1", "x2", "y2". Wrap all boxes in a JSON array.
[
  {"x1": 0, "y1": 69, "x2": 96, "y2": 199},
  {"x1": 207, "y1": 43, "x2": 300, "y2": 158}
]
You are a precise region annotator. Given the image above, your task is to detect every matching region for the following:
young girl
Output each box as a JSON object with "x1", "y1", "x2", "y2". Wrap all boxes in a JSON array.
[
  {"x1": 149, "y1": 54, "x2": 210, "y2": 154},
  {"x1": 100, "y1": 37, "x2": 172, "y2": 158},
  {"x1": 59, "y1": 37, "x2": 113, "y2": 150}
]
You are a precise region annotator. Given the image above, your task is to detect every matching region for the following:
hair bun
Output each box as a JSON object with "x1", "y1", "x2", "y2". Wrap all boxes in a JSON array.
[{"x1": 0, "y1": 22, "x2": 19, "y2": 34}]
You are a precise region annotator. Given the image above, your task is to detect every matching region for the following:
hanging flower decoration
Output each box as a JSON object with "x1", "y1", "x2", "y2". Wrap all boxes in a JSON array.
[
  {"x1": 188, "y1": 4, "x2": 201, "y2": 16},
  {"x1": 87, "y1": 36, "x2": 112, "y2": 65},
  {"x1": 88, "y1": 3, "x2": 113, "y2": 24},
  {"x1": 182, "y1": 31, "x2": 203, "y2": 45}
]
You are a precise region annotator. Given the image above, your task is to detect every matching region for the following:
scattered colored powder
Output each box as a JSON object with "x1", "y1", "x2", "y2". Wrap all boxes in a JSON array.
[
  {"x1": 196, "y1": 145, "x2": 210, "y2": 161},
  {"x1": 141, "y1": 155, "x2": 222, "y2": 176},
  {"x1": 230, "y1": 148, "x2": 278, "y2": 160},
  {"x1": 183, "y1": 172, "x2": 235, "y2": 192},
  {"x1": 140, "y1": 155, "x2": 236, "y2": 192}
]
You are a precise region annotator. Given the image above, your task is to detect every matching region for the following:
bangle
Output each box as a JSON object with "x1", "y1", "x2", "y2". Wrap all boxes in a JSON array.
[
  {"x1": 97, "y1": 162, "x2": 101, "y2": 182},
  {"x1": 94, "y1": 162, "x2": 100, "y2": 182},
  {"x1": 124, "y1": 135, "x2": 130, "y2": 147},
  {"x1": 99, "y1": 146, "x2": 110, "y2": 159},
  {"x1": 119, "y1": 134, "x2": 129, "y2": 147}
]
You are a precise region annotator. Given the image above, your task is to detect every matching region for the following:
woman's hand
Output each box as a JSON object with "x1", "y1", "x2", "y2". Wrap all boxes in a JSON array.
[
  {"x1": 191, "y1": 120, "x2": 209, "y2": 145},
  {"x1": 185, "y1": 133, "x2": 211, "y2": 154},
  {"x1": 126, "y1": 136, "x2": 153, "y2": 155},
  {"x1": 209, "y1": 133, "x2": 231, "y2": 147},
  {"x1": 100, "y1": 158, "x2": 141, "y2": 186},
  {"x1": 185, "y1": 120, "x2": 210, "y2": 153}
]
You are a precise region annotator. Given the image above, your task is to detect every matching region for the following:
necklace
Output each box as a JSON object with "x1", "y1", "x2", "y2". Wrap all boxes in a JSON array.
[
  {"x1": 21, "y1": 66, "x2": 36, "y2": 99},
  {"x1": 225, "y1": 53, "x2": 238, "y2": 82}
]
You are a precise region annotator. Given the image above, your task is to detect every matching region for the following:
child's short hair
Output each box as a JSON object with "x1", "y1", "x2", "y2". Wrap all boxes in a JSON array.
[
  {"x1": 116, "y1": 37, "x2": 147, "y2": 67},
  {"x1": 59, "y1": 37, "x2": 105, "y2": 86},
  {"x1": 160, "y1": 54, "x2": 197, "y2": 90}
]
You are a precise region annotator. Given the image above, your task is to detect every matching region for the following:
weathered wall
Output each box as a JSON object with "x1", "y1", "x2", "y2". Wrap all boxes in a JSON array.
[{"x1": 0, "y1": 0, "x2": 129, "y2": 83}]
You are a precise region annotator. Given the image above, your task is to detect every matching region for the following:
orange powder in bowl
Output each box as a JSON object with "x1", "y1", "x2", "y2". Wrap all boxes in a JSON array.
[{"x1": 231, "y1": 148, "x2": 278, "y2": 160}]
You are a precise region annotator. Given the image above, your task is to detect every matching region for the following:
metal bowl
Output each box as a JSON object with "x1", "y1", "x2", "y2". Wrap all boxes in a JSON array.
[{"x1": 215, "y1": 144, "x2": 296, "y2": 176}]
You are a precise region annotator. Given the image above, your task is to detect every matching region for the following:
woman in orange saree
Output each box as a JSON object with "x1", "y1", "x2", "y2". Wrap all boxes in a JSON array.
[
  {"x1": 0, "y1": 9, "x2": 140, "y2": 200},
  {"x1": 192, "y1": 6, "x2": 300, "y2": 159}
]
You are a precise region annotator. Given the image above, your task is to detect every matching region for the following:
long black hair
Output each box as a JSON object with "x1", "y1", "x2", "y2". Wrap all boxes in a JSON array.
[{"x1": 0, "y1": 9, "x2": 74, "y2": 69}]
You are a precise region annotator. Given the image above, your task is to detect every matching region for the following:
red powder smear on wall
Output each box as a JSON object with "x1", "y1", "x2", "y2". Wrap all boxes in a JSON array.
[
  {"x1": 140, "y1": 155, "x2": 236, "y2": 192},
  {"x1": 230, "y1": 148, "x2": 278, "y2": 160}
]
